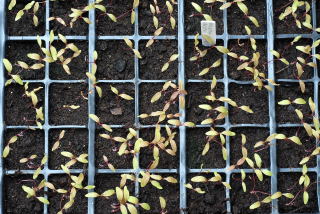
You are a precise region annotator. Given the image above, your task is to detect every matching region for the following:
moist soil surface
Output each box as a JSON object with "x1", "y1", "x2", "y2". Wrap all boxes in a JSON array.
[{"x1": 227, "y1": 0, "x2": 266, "y2": 35}]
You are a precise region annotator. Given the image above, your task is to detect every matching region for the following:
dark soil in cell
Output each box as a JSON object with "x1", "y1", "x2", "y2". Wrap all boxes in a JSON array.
[
  {"x1": 274, "y1": 0, "x2": 313, "y2": 34},
  {"x1": 4, "y1": 175, "x2": 44, "y2": 214},
  {"x1": 187, "y1": 128, "x2": 226, "y2": 169},
  {"x1": 6, "y1": 41, "x2": 45, "y2": 80},
  {"x1": 228, "y1": 0, "x2": 266, "y2": 35},
  {"x1": 49, "y1": 129, "x2": 88, "y2": 169},
  {"x1": 95, "y1": 174, "x2": 135, "y2": 214},
  {"x1": 185, "y1": 0, "x2": 223, "y2": 35},
  {"x1": 228, "y1": 39, "x2": 268, "y2": 81},
  {"x1": 139, "y1": 83, "x2": 179, "y2": 125},
  {"x1": 5, "y1": 83, "x2": 44, "y2": 126},
  {"x1": 139, "y1": 174, "x2": 180, "y2": 213},
  {"x1": 96, "y1": 41, "x2": 134, "y2": 80},
  {"x1": 4, "y1": 129, "x2": 44, "y2": 170},
  {"x1": 96, "y1": 83, "x2": 135, "y2": 125},
  {"x1": 230, "y1": 174, "x2": 271, "y2": 214},
  {"x1": 49, "y1": 83, "x2": 88, "y2": 125},
  {"x1": 6, "y1": 0, "x2": 45, "y2": 36},
  {"x1": 230, "y1": 128, "x2": 270, "y2": 169},
  {"x1": 50, "y1": 0, "x2": 88, "y2": 35},
  {"x1": 275, "y1": 39, "x2": 314, "y2": 80},
  {"x1": 139, "y1": 0, "x2": 178, "y2": 35},
  {"x1": 139, "y1": 40, "x2": 178, "y2": 80},
  {"x1": 276, "y1": 82, "x2": 313, "y2": 124},
  {"x1": 48, "y1": 175, "x2": 87, "y2": 214},
  {"x1": 187, "y1": 174, "x2": 227, "y2": 213},
  {"x1": 229, "y1": 83, "x2": 269, "y2": 124},
  {"x1": 277, "y1": 127, "x2": 316, "y2": 168},
  {"x1": 139, "y1": 128, "x2": 179, "y2": 169},
  {"x1": 185, "y1": 40, "x2": 224, "y2": 80},
  {"x1": 278, "y1": 173, "x2": 318, "y2": 213},
  {"x1": 50, "y1": 41, "x2": 88, "y2": 80},
  {"x1": 186, "y1": 83, "x2": 224, "y2": 125},
  {"x1": 95, "y1": 128, "x2": 133, "y2": 169}
]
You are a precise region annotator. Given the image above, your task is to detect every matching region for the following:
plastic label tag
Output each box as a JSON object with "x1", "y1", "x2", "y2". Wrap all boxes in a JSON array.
[{"x1": 201, "y1": 20, "x2": 216, "y2": 46}]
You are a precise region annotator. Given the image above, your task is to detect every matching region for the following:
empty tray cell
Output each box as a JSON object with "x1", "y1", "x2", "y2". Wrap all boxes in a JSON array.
[
  {"x1": 7, "y1": 0, "x2": 45, "y2": 36},
  {"x1": 96, "y1": 83, "x2": 135, "y2": 126},
  {"x1": 274, "y1": 39, "x2": 314, "y2": 80},
  {"x1": 6, "y1": 41, "x2": 45, "y2": 80},
  {"x1": 277, "y1": 127, "x2": 316, "y2": 168},
  {"x1": 96, "y1": 40, "x2": 134, "y2": 80},
  {"x1": 50, "y1": 0, "x2": 88, "y2": 35},
  {"x1": 186, "y1": 82, "x2": 224, "y2": 125},
  {"x1": 4, "y1": 129, "x2": 44, "y2": 170},
  {"x1": 187, "y1": 128, "x2": 226, "y2": 169},
  {"x1": 49, "y1": 129, "x2": 88, "y2": 169},
  {"x1": 275, "y1": 82, "x2": 313, "y2": 124},
  {"x1": 185, "y1": 39, "x2": 224, "y2": 80},
  {"x1": 95, "y1": 128, "x2": 133, "y2": 169},
  {"x1": 139, "y1": 83, "x2": 179, "y2": 125},
  {"x1": 185, "y1": 0, "x2": 223, "y2": 35},
  {"x1": 230, "y1": 127, "x2": 270, "y2": 169},
  {"x1": 139, "y1": 128, "x2": 179, "y2": 169},
  {"x1": 49, "y1": 41, "x2": 88, "y2": 80},
  {"x1": 227, "y1": 0, "x2": 266, "y2": 35},
  {"x1": 229, "y1": 83, "x2": 269, "y2": 124},
  {"x1": 5, "y1": 83, "x2": 45, "y2": 126},
  {"x1": 49, "y1": 83, "x2": 88, "y2": 125},
  {"x1": 139, "y1": 40, "x2": 178, "y2": 80},
  {"x1": 228, "y1": 39, "x2": 267, "y2": 81}
]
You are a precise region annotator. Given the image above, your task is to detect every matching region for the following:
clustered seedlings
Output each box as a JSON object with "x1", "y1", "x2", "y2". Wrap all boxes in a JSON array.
[{"x1": 2, "y1": 0, "x2": 320, "y2": 213}]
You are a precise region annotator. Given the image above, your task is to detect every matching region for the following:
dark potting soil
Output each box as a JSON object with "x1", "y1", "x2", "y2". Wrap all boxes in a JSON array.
[
  {"x1": 5, "y1": 83, "x2": 44, "y2": 126},
  {"x1": 185, "y1": 0, "x2": 223, "y2": 35},
  {"x1": 185, "y1": 40, "x2": 224, "y2": 80},
  {"x1": 96, "y1": 0, "x2": 134, "y2": 35},
  {"x1": 49, "y1": 41, "x2": 88, "y2": 80},
  {"x1": 49, "y1": 83, "x2": 88, "y2": 125},
  {"x1": 139, "y1": 40, "x2": 178, "y2": 80},
  {"x1": 230, "y1": 128, "x2": 270, "y2": 169},
  {"x1": 274, "y1": 0, "x2": 313, "y2": 34},
  {"x1": 6, "y1": 0, "x2": 45, "y2": 36},
  {"x1": 6, "y1": 41, "x2": 45, "y2": 80},
  {"x1": 278, "y1": 173, "x2": 318, "y2": 213},
  {"x1": 49, "y1": 129, "x2": 88, "y2": 170},
  {"x1": 139, "y1": 174, "x2": 180, "y2": 213},
  {"x1": 186, "y1": 83, "x2": 224, "y2": 125},
  {"x1": 228, "y1": 39, "x2": 268, "y2": 81},
  {"x1": 139, "y1": 83, "x2": 179, "y2": 125},
  {"x1": 96, "y1": 40, "x2": 134, "y2": 80},
  {"x1": 139, "y1": 0, "x2": 178, "y2": 35},
  {"x1": 95, "y1": 128, "x2": 133, "y2": 169},
  {"x1": 139, "y1": 128, "x2": 179, "y2": 169},
  {"x1": 50, "y1": 0, "x2": 88, "y2": 35},
  {"x1": 275, "y1": 82, "x2": 313, "y2": 124},
  {"x1": 275, "y1": 39, "x2": 314, "y2": 80},
  {"x1": 227, "y1": 0, "x2": 266, "y2": 35},
  {"x1": 230, "y1": 174, "x2": 271, "y2": 213},
  {"x1": 4, "y1": 129, "x2": 44, "y2": 170},
  {"x1": 95, "y1": 83, "x2": 135, "y2": 125},
  {"x1": 48, "y1": 175, "x2": 87, "y2": 214},
  {"x1": 4, "y1": 175, "x2": 44, "y2": 214},
  {"x1": 229, "y1": 83, "x2": 269, "y2": 124},
  {"x1": 95, "y1": 174, "x2": 135, "y2": 214},
  {"x1": 187, "y1": 128, "x2": 226, "y2": 169},
  {"x1": 277, "y1": 127, "x2": 316, "y2": 168},
  {"x1": 187, "y1": 174, "x2": 227, "y2": 213}
]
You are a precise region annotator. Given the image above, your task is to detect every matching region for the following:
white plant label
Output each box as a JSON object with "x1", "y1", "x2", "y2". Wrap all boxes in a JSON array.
[{"x1": 201, "y1": 20, "x2": 216, "y2": 46}]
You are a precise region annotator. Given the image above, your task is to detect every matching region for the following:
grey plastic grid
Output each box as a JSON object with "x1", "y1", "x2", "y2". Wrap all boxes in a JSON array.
[{"x1": 0, "y1": 0, "x2": 319, "y2": 214}]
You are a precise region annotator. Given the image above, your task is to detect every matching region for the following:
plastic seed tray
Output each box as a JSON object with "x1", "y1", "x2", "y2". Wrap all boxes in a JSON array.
[{"x1": 0, "y1": 0, "x2": 319, "y2": 213}]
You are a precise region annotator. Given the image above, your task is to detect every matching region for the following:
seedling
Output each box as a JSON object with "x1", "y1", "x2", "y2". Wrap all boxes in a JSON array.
[
  {"x1": 60, "y1": 151, "x2": 88, "y2": 168},
  {"x1": 21, "y1": 179, "x2": 49, "y2": 205},
  {"x1": 8, "y1": 0, "x2": 42, "y2": 26},
  {"x1": 86, "y1": 51, "x2": 103, "y2": 97},
  {"x1": 52, "y1": 130, "x2": 66, "y2": 151},
  {"x1": 24, "y1": 82, "x2": 44, "y2": 128},
  {"x1": 138, "y1": 171, "x2": 177, "y2": 189},
  {"x1": 124, "y1": 38, "x2": 142, "y2": 59}
]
